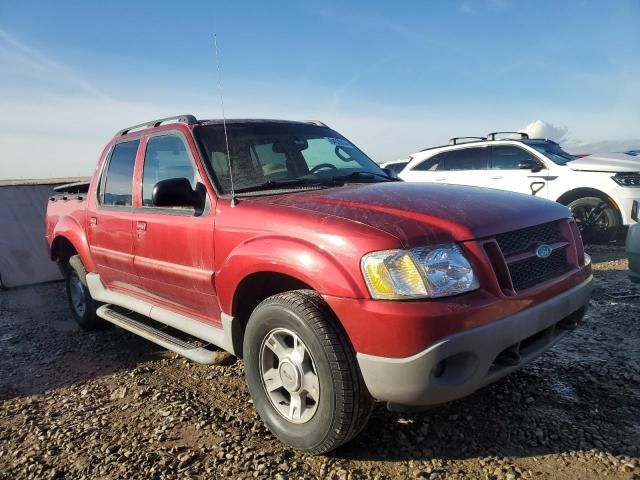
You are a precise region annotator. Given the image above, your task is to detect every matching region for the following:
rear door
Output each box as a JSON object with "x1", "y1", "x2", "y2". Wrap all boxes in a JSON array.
[
  {"x1": 487, "y1": 145, "x2": 549, "y2": 197},
  {"x1": 440, "y1": 147, "x2": 489, "y2": 188},
  {"x1": 132, "y1": 133, "x2": 220, "y2": 322},
  {"x1": 86, "y1": 139, "x2": 140, "y2": 289}
]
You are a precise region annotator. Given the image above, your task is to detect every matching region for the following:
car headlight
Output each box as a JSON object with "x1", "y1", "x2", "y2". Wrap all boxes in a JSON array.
[
  {"x1": 361, "y1": 244, "x2": 479, "y2": 300},
  {"x1": 612, "y1": 173, "x2": 640, "y2": 187}
]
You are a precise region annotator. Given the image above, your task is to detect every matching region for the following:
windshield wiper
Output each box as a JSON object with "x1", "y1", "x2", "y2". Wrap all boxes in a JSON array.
[
  {"x1": 330, "y1": 171, "x2": 400, "y2": 182},
  {"x1": 233, "y1": 178, "x2": 325, "y2": 193}
]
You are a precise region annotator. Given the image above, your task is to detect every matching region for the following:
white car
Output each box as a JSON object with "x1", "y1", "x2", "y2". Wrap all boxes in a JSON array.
[
  {"x1": 380, "y1": 159, "x2": 410, "y2": 174},
  {"x1": 400, "y1": 132, "x2": 640, "y2": 243}
]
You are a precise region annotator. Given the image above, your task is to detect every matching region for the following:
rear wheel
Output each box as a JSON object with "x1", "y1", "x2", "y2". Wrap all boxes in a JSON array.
[
  {"x1": 568, "y1": 196, "x2": 620, "y2": 244},
  {"x1": 65, "y1": 255, "x2": 104, "y2": 330},
  {"x1": 243, "y1": 290, "x2": 372, "y2": 454}
]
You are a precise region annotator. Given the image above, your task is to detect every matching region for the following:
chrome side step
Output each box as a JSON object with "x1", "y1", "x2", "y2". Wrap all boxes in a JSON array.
[
  {"x1": 97, "y1": 305, "x2": 231, "y2": 365},
  {"x1": 86, "y1": 273, "x2": 237, "y2": 355}
]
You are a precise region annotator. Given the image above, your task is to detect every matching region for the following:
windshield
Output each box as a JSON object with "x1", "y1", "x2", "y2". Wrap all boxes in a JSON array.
[
  {"x1": 528, "y1": 142, "x2": 576, "y2": 165},
  {"x1": 194, "y1": 122, "x2": 387, "y2": 194}
]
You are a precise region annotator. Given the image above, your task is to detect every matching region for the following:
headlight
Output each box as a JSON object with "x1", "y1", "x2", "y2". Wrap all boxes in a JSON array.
[
  {"x1": 361, "y1": 244, "x2": 479, "y2": 300},
  {"x1": 612, "y1": 173, "x2": 640, "y2": 187}
]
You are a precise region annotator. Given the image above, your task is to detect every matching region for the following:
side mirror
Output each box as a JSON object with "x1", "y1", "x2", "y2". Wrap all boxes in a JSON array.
[
  {"x1": 382, "y1": 167, "x2": 399, "y2": 179},
  {"x1": 518, "y1": 159, "x2": 543, "y2": 172},
  {"x1": 152, "y1": 178, "x2": 204, "y2": 210}
]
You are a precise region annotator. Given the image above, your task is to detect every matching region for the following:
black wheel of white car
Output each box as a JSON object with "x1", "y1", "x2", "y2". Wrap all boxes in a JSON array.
[
  {"x1": 243, "y1": 290, "x2": 373, "y2": 454},
  {"x1": 569, "y1": 196, "x2": 620, "y2": 244},
  {"x1": 65, "y1": 255, "x2": 104, "y2": 330}
]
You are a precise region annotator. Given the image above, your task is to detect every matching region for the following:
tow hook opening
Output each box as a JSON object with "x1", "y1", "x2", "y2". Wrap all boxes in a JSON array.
[
  {"x1": 557, "y1": 307, "x2": 586, "y2": 331},
  {"x1": 494, "y1": 344, "x2": 521, "y2": 367},
  {"x1": 430, "y1": 353, "x2": 477, "y2": 385}
]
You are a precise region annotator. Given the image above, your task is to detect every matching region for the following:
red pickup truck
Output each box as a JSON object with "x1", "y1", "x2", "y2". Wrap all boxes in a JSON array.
[{"x1": 46, "y1": 115, "x2": 593, "y2": 453}]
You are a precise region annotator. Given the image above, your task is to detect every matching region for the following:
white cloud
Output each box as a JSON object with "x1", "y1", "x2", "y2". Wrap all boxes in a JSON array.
[{"x1": 519, "y1": 120, "x2": 568, "y2": 142}]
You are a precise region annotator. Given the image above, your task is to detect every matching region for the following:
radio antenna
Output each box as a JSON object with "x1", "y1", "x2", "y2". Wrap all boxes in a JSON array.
[{"x1": 214, "y1": 34, "x2": 236, "y2": 206}]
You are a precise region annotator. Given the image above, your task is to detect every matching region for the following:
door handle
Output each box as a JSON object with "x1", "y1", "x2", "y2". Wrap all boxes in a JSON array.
[
  {"x1": 136, "y1": 221, "x2": 147, "y2": 231},
  {"x1": 89, "y1": 217, "x2": 97, "y2": 226},
  {"x1": 490, "y1": 176, "x2": 503, "y2": 179},
  {"x1": 435, "y1": 177, "x2": 447, "y2": 181}
]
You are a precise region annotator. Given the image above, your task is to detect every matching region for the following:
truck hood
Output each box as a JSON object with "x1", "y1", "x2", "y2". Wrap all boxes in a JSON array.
[
  {"x1": 567, "y1": 153, "x2": 640, "y2": 173},
  {"x1": 251, "y1": 182, "x2": 570, "y2": 246}
]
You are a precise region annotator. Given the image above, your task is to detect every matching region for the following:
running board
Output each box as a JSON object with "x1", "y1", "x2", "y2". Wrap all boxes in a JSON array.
[
  {"x1": 85, "y1": 273, "x2": 237, "y2": 355},
  {"x1": 97, "y1": 305, "x2": 230, "y2": 365}
]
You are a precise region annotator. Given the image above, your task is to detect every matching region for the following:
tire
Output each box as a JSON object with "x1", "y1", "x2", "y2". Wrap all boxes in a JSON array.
[
  {"x1": 568, "y1": 196, "x2": 620, "y2": 244},
  {"x1": 64, "y1": 255, "x2": 104, "y2": 330},
  {"x1": 243, "y1": 290, "x2": 373, "y2": 454}
]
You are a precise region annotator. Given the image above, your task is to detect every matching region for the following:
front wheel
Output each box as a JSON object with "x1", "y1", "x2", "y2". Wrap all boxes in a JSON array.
[
  {"x1": 568, "y1": 196, "x2": 620, "y2": 244},
  {"x1": 243, "y1": 290, "x2": 372, "y2": 454}
]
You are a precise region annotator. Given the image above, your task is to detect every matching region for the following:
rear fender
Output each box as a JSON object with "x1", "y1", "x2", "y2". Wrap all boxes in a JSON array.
[
  {"x1": 51, "y1": 216, "x2": 96, "y2": 272},
  {"x1": 216, "y1": 236, "x2": 365, "y2": 314}
]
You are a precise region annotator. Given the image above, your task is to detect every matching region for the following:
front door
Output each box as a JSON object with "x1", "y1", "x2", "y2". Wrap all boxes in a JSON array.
[
  {"x1": 132, "y1": 133, "x2": 220, "y2": 322},
  {"x1": 487, "y1": 145, "x2": 549, "y2": 198},
  {"x1": 86, "y1": 139, "x2": 140, "y2": 289}
]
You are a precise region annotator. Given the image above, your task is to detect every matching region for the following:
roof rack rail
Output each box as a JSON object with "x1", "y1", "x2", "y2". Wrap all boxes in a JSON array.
[
  {"x1": 528, "y1": 137, "x2": 559, "y2": 145},
  {"x1": 116, "y1": 114, "x2": 198, "y2": 136},
  {"x1": 305, "y1": 120, "x2": 328, "y2": 127},
  {"x1": 486, "y1": 131, "x2": 529, "y2": 141},
  {"x1": 448, "y1": 136, "x2": 486, "y2": 145}
]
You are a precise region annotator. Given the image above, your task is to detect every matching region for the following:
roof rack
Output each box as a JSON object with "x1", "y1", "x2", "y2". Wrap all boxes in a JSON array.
[
  {"x1": 116, "y1": 114, "x2": 198, "y2": 136},
  {"x1": 486, "y1": 131, "x2": 529, "y2": 141},
  {"x1": 448, "y1": 136, "x2": 487, "y2": 145},
  {"x1": 305, "y1": 120, "x2": 328, "y2": 127}
]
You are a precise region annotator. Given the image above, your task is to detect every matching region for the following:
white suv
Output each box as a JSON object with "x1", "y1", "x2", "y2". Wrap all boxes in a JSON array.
[{"x1": 400, "y1": 132, "x2": 640, "y2": 243}]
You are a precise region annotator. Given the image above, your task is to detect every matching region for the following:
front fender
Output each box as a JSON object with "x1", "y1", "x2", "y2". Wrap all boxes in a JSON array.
[
  {"x1": 215, "y1": 235, "x2": 367, "y2": 314},
  {"x1": 51, "y1": 216, "x2": 96, "y2": 272}
]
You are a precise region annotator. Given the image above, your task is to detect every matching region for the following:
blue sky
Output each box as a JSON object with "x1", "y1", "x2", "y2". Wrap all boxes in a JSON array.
[{"x1": 1, "y1": 0, "x2": 639, "y2": 178}]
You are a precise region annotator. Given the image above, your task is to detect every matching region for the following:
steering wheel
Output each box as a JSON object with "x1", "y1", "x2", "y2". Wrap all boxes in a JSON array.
[{"x1": 310, "y1": 163, "x2": 338, "y2": 174}]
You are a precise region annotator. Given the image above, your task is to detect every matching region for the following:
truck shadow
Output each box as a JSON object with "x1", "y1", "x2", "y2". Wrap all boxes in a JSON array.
[
  {"x1": 334, "y1": 361, "x2": 639, "y2": 462},
  {"x1": 0, "y1": 282, "x2": 161, "y2": 401}
]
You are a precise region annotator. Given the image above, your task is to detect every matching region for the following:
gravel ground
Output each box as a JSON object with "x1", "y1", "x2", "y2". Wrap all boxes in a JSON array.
[{"x1": 1, "y1": 246, "x2": 638, "y2": 480}]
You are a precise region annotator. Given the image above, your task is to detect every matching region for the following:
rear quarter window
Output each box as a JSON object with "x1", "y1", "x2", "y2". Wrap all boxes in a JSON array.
[{"x1": 413, "y1": 152, "x2": 447, "y2": 171}]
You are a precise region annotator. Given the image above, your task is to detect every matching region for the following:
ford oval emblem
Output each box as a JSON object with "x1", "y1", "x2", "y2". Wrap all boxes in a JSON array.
[{"x1": 535, "y1": 244, "x2": 553, "y2": 259}]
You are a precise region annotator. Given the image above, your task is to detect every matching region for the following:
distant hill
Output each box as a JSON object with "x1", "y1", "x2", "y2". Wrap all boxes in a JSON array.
[{"x1": 567, "y1": 139, "x2": 640, "y2": 155}]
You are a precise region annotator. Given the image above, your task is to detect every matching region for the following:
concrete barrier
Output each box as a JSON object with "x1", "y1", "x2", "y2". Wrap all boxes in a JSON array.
[{"x1": 0, "y1": 178, "x2": 89, "y2": 288}]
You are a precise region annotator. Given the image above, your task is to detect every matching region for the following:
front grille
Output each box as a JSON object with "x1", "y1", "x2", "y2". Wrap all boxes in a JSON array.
[
  {"x1": 489, "y1": 220, "x2": 573, "y2": 291},
  {"x1": 496, "y1": 221, "x2": 562, "y2": 256},
  {"x1": 508, "y1": 248, "x2": 569, "y2": 290}
]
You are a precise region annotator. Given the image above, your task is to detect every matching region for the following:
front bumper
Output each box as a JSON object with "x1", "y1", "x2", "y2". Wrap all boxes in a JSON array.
[
  {"x1": 356, "y1": 275, "x2": 593, "y2": 407},
  {"x1": 611, "y1": 187, "x2": 640, "y2": 225},
  {"x1": 626, "y1": 224, "x2": 640, "y2": 283}
]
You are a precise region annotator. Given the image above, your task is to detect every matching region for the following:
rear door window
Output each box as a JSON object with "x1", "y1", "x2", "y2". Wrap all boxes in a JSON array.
[
  {"x1": 443, "y1": 148, "x2": 487, "y2": 171},
  {"x1": 489, "y1": 146, "x2": 533, "y2": 170},
  {"x1": 102, "y1": 140, "x2": 139, "y2": 206}
]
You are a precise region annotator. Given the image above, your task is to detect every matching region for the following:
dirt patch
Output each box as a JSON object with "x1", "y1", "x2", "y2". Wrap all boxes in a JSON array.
[{"x1": 0, "y1": 246, "x2": 638, "y2": 479}]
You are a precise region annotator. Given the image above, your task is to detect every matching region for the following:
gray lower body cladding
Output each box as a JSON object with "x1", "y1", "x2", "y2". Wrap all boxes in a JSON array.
[{"x1": 356, "y1": 276, "x2": 593, "y2": 407}]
